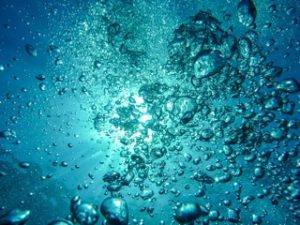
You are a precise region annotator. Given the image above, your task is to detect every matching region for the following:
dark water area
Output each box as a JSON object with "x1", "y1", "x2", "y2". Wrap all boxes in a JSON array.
[{"x1": 0, "y1": 0, "x2": 300, "y2": 224}]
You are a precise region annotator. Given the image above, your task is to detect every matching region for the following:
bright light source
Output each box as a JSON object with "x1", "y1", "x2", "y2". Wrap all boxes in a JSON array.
[
  {"x1": 134, "y1": 96, "x2": 144, "y2": 105},
  {"x1": 144, "y1": 128, "x2": 153, "y2": 142},
  {"x1": 139, "y1": 114, "x2": 152, "y2": 123},
  {"x1": 131, "y1": 131, "x2": 141, "y2": 138}
]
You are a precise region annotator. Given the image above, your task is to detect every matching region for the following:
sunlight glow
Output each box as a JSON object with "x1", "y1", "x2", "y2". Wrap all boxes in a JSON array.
[{"x1": 139, "y1": 114, "x2": 152, "y2": 123}]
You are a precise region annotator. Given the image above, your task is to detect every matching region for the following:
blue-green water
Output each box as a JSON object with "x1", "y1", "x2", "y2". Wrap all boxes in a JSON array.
[{"x1": 0, "y1": 0, "x2": 300, "y2": 224}]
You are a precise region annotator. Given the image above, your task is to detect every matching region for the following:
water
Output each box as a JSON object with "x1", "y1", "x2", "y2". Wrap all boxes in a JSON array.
[{"x1": 0, "y1": 0, "x2": 299, "y2": 224}]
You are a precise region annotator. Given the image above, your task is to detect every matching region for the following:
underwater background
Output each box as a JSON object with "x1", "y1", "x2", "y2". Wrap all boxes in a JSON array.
[{"x1": 0, "y1": 0, "x2": 300, "y2": 224}]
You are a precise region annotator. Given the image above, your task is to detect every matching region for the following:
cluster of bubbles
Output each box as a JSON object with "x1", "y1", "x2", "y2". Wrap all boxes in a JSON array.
[
  {"x1": 0, "y1": 196, "x2": 128, "y2": 225},
  {"x1": 91, "y1": 2, "x2": 300, "y2": 224},
  {"x1": 1, "y1": 0, "x2": 300, "y2": 224}
]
